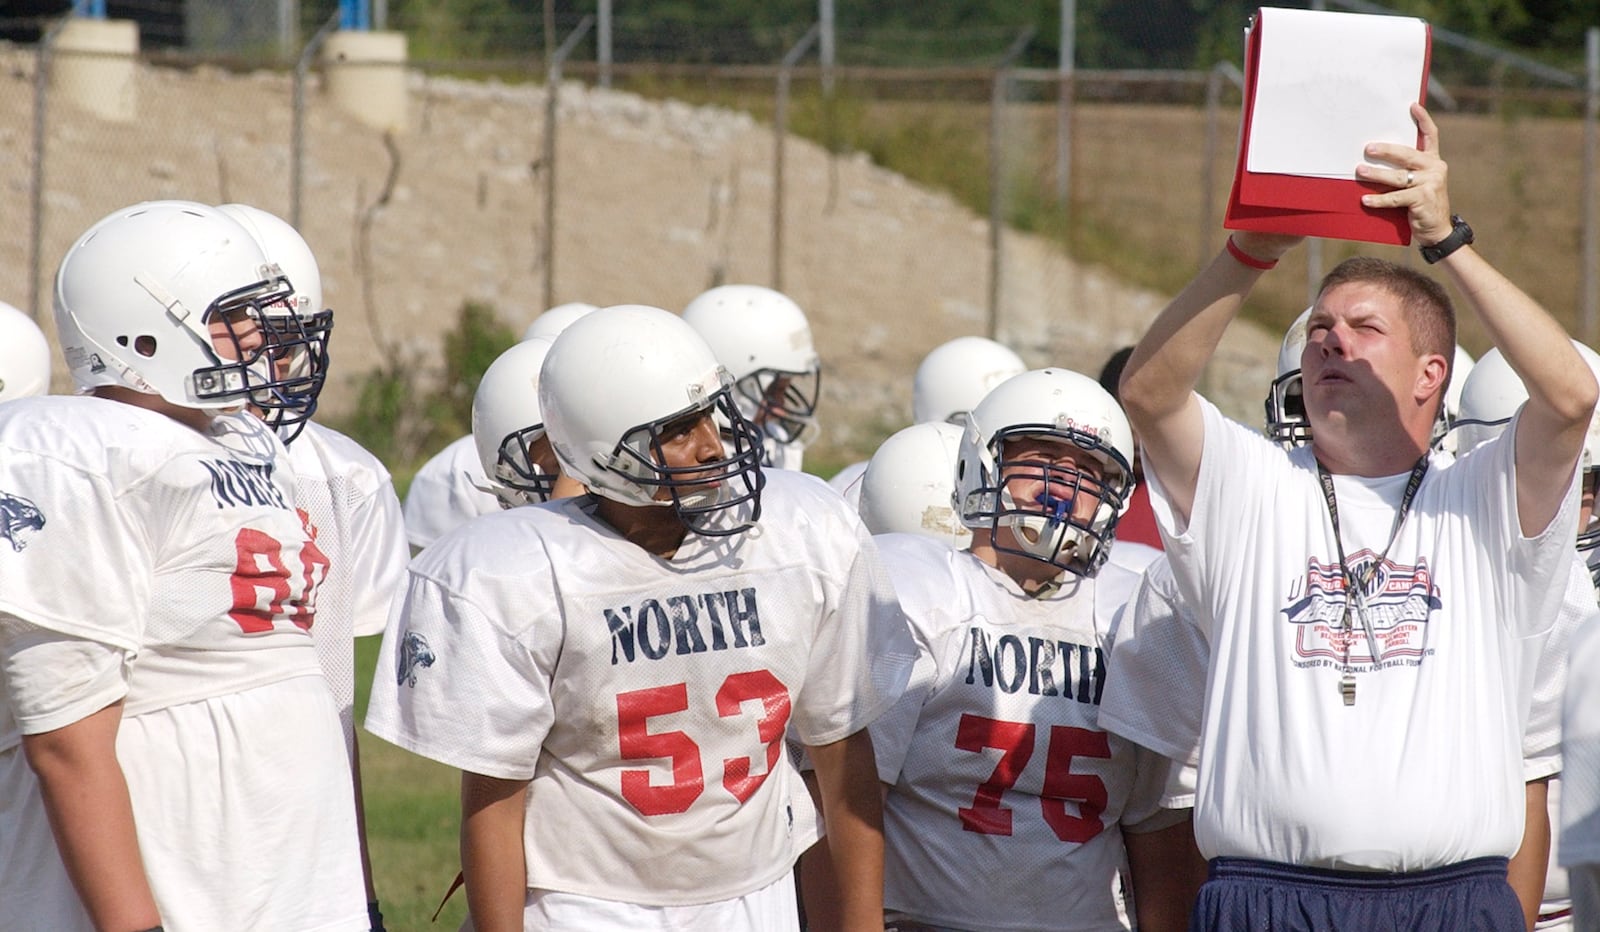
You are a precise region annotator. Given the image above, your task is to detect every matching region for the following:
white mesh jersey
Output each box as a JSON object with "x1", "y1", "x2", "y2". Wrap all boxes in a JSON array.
[
  {"x1": 288, "y1": 420, "x2": 410, "y2": 758},
  {"x1": 1562, "y1": 611, "x2": 1600, "y2": 869},
  {"x1": 765, "y1": 436, "x2": 805, "y2": 472},
  {"x1": 869, "y1": 532, "x2": 1171, "y2": 932},
  {"x1": 1521, "y1": 554, "x2": 1598, "y2": 780},
  {"x1": 0, "y1": 395, "x2": 366, "y2": 932},
  {"x1": 1098, "y1": 554, "x2": 1207, "y2": 811},
  {"x1": 1148, "y1": 398, "x2": 1576, "y2": 870},
  {"x1": 827, "y1": 459, "x2": 867, "y2": 510},
  {"x1": 402, "y1": 433, "x2": 499, "y2": 549},
  {"x1": 366, "y1": 468, "x2": 916, "y2": 907},
  {"x1": 1540, "y1": 776, "x2": 1572, "y2": 929}
]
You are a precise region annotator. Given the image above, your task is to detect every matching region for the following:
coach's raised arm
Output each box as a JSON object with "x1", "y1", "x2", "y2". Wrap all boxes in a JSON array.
[
  {"x1": 1120, "y1": 103, "x2": 1595, "y2": 534},
  {"x1": 1360, "y1": 103, "x2": 1596, "y2": 533}
]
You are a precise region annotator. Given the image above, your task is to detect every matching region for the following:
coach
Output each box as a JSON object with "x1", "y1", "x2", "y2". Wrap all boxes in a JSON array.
[{"x1": 1116, "y1": 103, "x2": 1597, "y2": 930}]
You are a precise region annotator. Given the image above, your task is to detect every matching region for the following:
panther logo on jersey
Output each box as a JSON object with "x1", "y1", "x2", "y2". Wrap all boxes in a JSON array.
[
  {"x1": 0, "y1": 490, "x2": 45, "y2": 552},
  {"x1": 396, "y1": 630, "x2": 437, "y2": 687}
]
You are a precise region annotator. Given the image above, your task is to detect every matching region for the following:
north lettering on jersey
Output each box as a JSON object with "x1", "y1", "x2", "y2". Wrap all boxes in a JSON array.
[
  {"x1": 204, "y1": 459, "x2": 290, "y2": 510},
  {"x1": 0, "y1": 489, "x2": 45, "y2": 552},
  {"x1": 1282, "y1": 549, "x2": 1441, "y2": 668},
  {"x1": 606, "y1": 587, "x2": 766, "y2": 665},
  {"x1": 962, "y1": 625, "x2": 1106, "y2": 705}
]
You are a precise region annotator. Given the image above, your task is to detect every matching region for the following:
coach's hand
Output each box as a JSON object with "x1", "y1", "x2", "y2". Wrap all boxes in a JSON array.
[{"x1": 1357, "y1": 102, "x2": 1453, "y2": 246}]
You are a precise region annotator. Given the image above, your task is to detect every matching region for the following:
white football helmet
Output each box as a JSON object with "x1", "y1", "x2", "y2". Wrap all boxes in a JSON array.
[
  {"x1": 522, "y1": 301, "x2": 599, "y2": 342},
  {"x1": 682, "y1": 284, "x2": 821, "y2": 450},
  {"x1": 540, "y1": 304, "x2": 765, "y2": 537},
  {"x1": 859, "y1": 421, "x2": 971, "y2": 548},
  {"x1": 1264, "y1": 307, "x2": 1314, "y2": 447},
  {"x1": 913, "y1": 336, "x2": 1027, "y2": 425},
  {"x1": 954, "y1": 368, "x2": 1135, "y2": 577},
  {"x1": 217, "y1": 203, "x2": 334, "y2": 440},
  {"x1": 0, "y1": 301, "x2": 52, "y2": 402},
  {"x1": 1430, "y1": 345, "x2": 1477, "y2": 455},
  {"x1": 55, "y1": 201, "x2": 327, "y2": 415},
  {"x1": 1455, "y1": 342, "x2": 1600, "y2": 572},
  {"x1": 472, "y1": 336, "x2": 557, "y2": 508}
]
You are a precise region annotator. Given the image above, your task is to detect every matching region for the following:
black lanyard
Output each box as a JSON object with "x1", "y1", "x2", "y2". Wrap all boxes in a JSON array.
[{"x1": 1314, "y1": 454, "x2": 1430, "y2": 705}]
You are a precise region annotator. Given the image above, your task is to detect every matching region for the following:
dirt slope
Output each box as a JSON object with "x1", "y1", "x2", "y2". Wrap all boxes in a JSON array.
[{"x1": 0, "y1": 56, "x2": 1278, "y2": 466}]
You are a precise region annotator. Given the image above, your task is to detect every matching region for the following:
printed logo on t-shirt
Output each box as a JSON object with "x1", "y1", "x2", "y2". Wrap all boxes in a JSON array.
[
  {"x1": 1282, "y1": 549, "x2": 1441, "y2": 670},
  {"x1": 0, "y1": 488, "x2": 44, "y2": 552}
]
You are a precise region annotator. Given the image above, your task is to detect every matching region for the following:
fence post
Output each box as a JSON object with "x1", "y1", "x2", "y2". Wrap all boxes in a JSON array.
[
  {"x1": 292, "y1": 10, "x2": 342, "y2": 230},
  {"x1": 542, "y1": 15, "x2": 595, "y2": 312},
  {"x1": 1055, "y1": 0, "x2": 1074, "y2": 205},
  {"x1": 29, "y1": 18, "x2": 72, "y2": 323},
  {"x1": 598, "y1": 0, "x2": 612, "y2": 89},
  {"x1": 1584, "y1": 28, "x2": 1598, "y2": 344},
  {"x1": 1202, "y1": 64, "x2": 1223, "y2": 270},
  {"x1": 773, "y1": 24, "x2": 820, "y2": 293},
  {"x1": 988, "y1": 28, "x2": 1034, "y2": 341}
]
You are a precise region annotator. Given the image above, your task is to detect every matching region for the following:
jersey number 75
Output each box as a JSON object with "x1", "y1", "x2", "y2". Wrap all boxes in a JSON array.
[{"x1": 956, "y1": 713, "x2": 1111, "y2": 843}]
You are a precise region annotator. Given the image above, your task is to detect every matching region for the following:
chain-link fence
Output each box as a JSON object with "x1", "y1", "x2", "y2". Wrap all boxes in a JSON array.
[{"x1": 2, "y1": 8, "x2": 1596, "y2": 466}]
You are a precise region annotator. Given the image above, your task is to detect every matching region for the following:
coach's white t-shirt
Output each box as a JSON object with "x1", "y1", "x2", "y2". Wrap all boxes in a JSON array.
[
  {"x1": 1148, "y1": 397, "x2": 1575, "y2": 871},
  {"x1": 0, "y1": 396, "x2": 366, "y2": 932},
  {"x1": 869, "y1": 532, "x2": 1170, "y2": 931},
  {"x1": 367, "y1": 468, "x2": 914, "y2": 911},
  {"x1": 402, "y1": 433, "x2": 499, "y2": 550}
]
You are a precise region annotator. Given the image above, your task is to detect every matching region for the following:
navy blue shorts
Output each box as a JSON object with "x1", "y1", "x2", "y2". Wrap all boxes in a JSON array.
[{"x1": 1189, "y1": 856, "x2": 1523, "y2": 931}]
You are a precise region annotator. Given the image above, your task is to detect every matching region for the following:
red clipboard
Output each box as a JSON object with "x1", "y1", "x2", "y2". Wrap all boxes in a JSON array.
[{"x1": 1224, "y1": 10, "x2": 1432, "y2": 245}]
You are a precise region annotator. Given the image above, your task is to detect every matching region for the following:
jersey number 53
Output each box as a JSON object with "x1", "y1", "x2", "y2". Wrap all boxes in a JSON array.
[{"x1": 616, "y1": 669, "x2": 791, "y2": 817}]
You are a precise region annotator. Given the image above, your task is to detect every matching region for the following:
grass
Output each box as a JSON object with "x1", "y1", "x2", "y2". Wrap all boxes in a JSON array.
[{"x1": 356, "y1": 635, "x2": 471, "y2": 931}]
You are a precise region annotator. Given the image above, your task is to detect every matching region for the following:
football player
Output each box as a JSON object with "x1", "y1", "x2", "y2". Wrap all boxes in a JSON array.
[
  {"x1": 863, "y1": 368, "x2": 1199, "y2": 932},
  {"x1": 830, "y1": 334, "x2": 1025, "y2": 510},
  {"x1": 366, "y1": 304, "x2": 914, "y2": 931},
  {"x1": 220, "y1": 202, "x2": 411, "y2": 931},
  {"x1": 1454, "y1": 344, "x2": 1600, "y2": 930},
  {"x1": 403, "y1": 302, "x2": 595, "y2": 550},
  {"x1": 0, "y1": 200, "x2": 366, "y2": 930},
  {"x1": 521, "y1": 301, "x2": 597, "y2": 342},
  {"x1": 1563, "y1": 613, "x2": 1600, "y2": 928},
  {"x1": 0, "y1": 300, "x2": 51, "y2": 403},
  {"x1": 856, "y1": 420, "x2": 970, "y2": 548},
  {"x1": 683, "y1": 284, "x2": 822, "y2": 471},
  {"x1": 469, "y1": 335, "x2": 583, "y2": 509},
  {"x1": 913, "y1": 335, "x2": 1027, "y2": 426}
]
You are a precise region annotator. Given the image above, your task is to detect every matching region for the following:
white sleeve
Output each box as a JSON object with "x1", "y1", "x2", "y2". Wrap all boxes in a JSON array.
[
  {"x1": 363, "y1": 569, "x2": 555, "y2": 780},
  {"x1": 346, "y1": 480, "x2": 410, "y2": 638},
  {"x1": 1098, "y1": 558, "x2": 1207, "y2": 766},
  {"x1": 1120, "y1": 744, "x2": 1185, "y2": 832},
  {"x1": 867, "y1": 643, "x2": 938, "y2": 785},
  {"x1": 790, "y1": 523, "x2": 916, "y2": 747},
  {"x1": 1461, "y1": 412, "x2": 1581, "y2": 640},
  {"x1": 0, "y1": 453, "x2": 150, "y2": 651},
  {"x1": 0, "y1": 615, "x2": 129, "y2": 735}
]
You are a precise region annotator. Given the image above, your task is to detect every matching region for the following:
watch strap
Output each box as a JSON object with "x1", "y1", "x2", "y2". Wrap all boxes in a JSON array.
[{"x1": 1420, "y1": 215, "x2": 1473, "y2": 264}]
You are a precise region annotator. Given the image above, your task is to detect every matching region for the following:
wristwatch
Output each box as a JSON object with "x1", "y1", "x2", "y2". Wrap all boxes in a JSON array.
[{"x1": 1420, "y1": 215, "x2": 1473, "y2": 264}]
